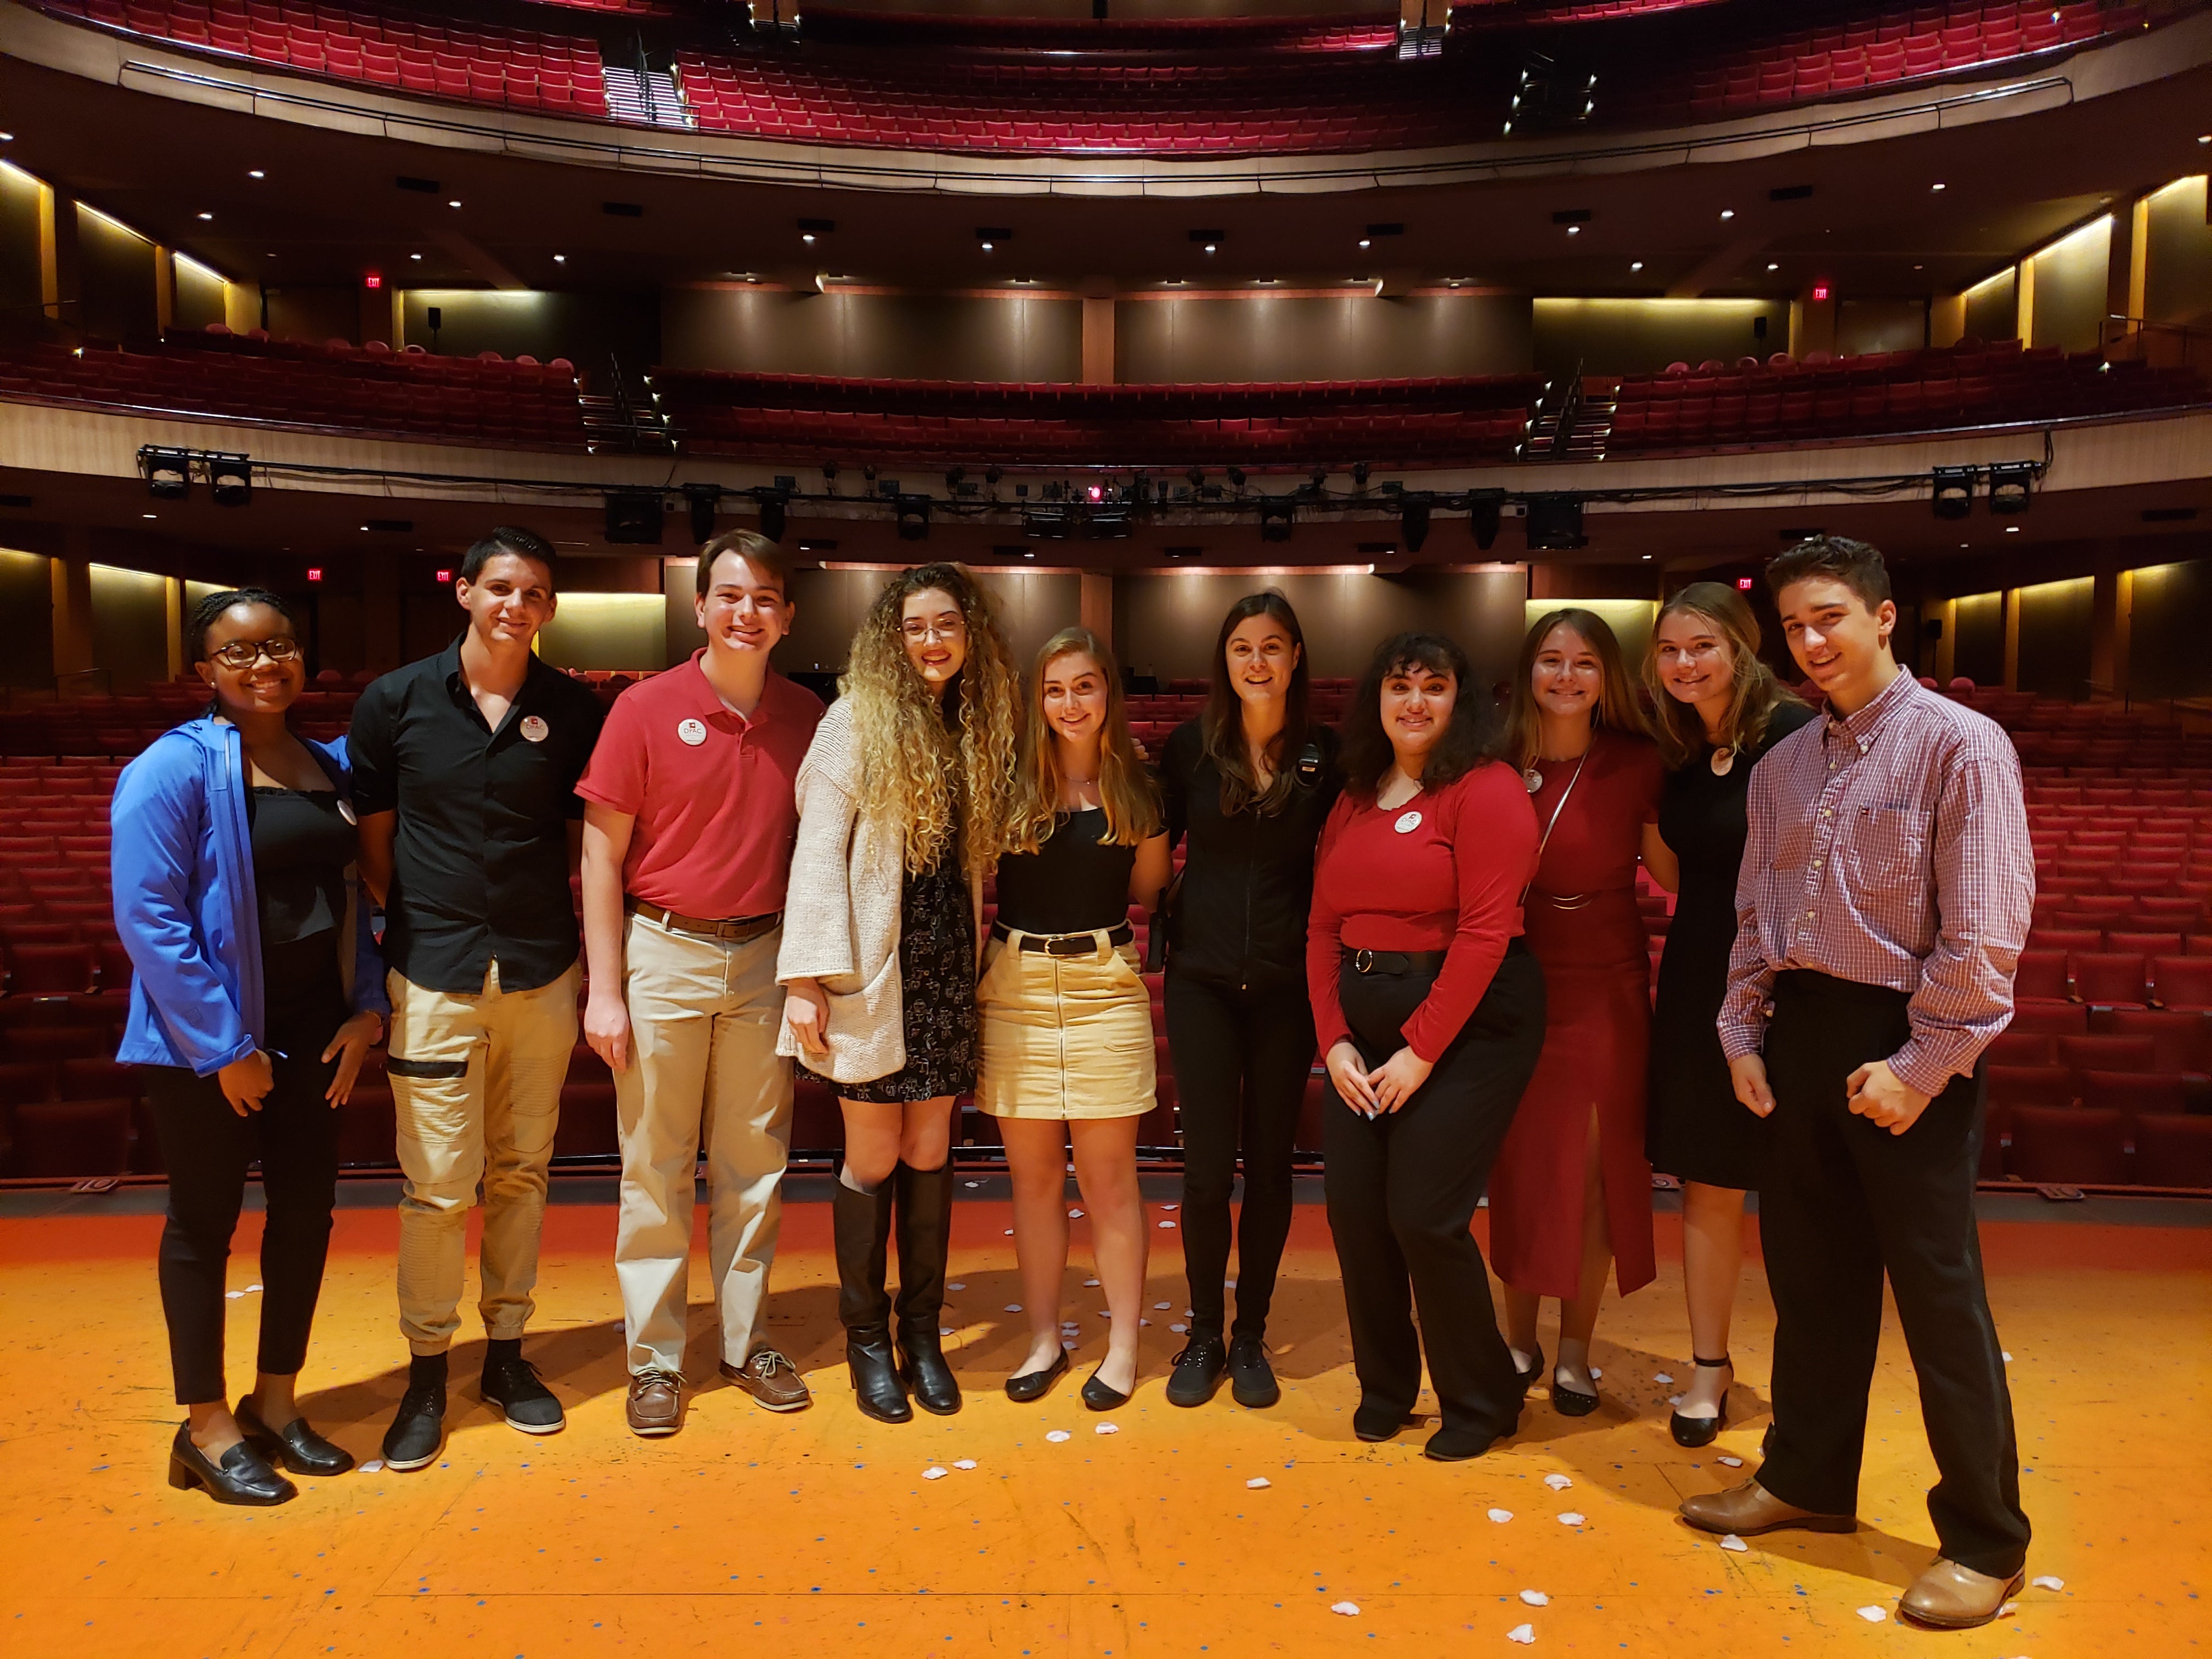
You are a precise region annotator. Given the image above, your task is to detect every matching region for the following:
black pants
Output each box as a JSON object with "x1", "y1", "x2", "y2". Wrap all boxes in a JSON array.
[
  {"x1": 1323, "y1": 943, "x2": 1545, "y2": 1440},
  {"x1": 144, "y1": 949, "x2": 345, "y2": 1406},
  {"x1": 1758, "y1": 970, "x2": 2030, "y2": 1578},
  {"x1": 1165, "y1": 970, "x2": 1316, "y2": 1342}
]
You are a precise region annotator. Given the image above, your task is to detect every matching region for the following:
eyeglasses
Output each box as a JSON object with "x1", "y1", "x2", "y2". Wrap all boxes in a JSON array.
[
  {"x1": 206, "y1": 637, "x2": 302, "y2": 670},
  {"x1": 900, "y1": 620, "x2": 967, "y2": 644}
]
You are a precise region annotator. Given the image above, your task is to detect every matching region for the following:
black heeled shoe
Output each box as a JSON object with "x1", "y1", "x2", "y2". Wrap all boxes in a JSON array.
[
  {"x1": 1005, "y1": 1348, "x2": 1069, "y2": 1403},
  {"x1": 1550, "y1": 1365, "x2": 1599, "y2": 1418},
  {"x1": 236, "y1": 1400, "x2": 355, "y2": 1476},
  {"x1": 847, "y1": 1329, "x2": 913, "y2": 1424},
  {"x1": 167, "y1": 1422, "x2": 296, "y2": 1506},
  {"x1": 1669, "y1": 1354, "x2": 1732, "y2": 1448},
  {"x1": 1081, "y1": 1365, "x2": 1132, "y2": 1412}
]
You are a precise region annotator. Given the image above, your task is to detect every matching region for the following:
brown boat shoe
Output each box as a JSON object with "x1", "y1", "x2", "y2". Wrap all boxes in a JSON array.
[
  {"x1": 721, "y1": 1347, "x2": 813, "y2": 1412},
  {"x1": 625, "y1": 1370, "x2": 684, "y2": 1438}
]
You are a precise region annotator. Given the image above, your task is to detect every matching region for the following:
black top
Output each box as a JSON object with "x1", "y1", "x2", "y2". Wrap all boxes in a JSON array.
[
  {"x1": 347, "y1": 636, "x2": 605, "y2": 994},
  {"x1": 1158, "y1": 717, "x2": 1340, "y2": 990},
  {"x1": 995, "y1": 808, "x2": 1137, "y2": 935},
  {"x1": 247, "y1": 785, "x2": 353, "y2": 947},
  {"x1": 1647, "y1": 698, "x2": 1819, "y2": 1187}
]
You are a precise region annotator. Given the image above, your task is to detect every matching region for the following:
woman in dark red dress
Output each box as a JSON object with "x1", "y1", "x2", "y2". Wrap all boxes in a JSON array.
[{"x1": 1487, "y1": 609, "x2": 1674, "y2": 1417}]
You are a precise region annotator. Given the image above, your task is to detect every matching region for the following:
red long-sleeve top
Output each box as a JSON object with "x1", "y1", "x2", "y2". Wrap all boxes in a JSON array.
[{"x1": 1306, "y1": 760, "x2": 1540, "y2": 1064}]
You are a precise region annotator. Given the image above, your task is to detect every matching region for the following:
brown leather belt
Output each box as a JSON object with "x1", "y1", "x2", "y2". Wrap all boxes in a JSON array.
[
  {"x1": 628, "y1": 899, "x2": 782, "y2": 944},
  {"x1": 990, "y1": 920, "x2": 1135, "y2": 957}
]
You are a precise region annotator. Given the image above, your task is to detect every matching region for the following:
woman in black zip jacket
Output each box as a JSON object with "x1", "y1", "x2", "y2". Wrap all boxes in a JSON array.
[{"x1": 1157, "y1": 591, "x2": 1341, "y2": 1410}]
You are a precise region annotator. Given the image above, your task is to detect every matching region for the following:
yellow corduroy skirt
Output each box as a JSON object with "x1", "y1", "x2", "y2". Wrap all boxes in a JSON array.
[{"x1": 975, "y1": 931, "x2": 1158, "y2": 1120}]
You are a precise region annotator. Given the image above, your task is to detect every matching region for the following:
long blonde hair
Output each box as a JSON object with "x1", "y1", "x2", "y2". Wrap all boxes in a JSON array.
[
  {"x1": 1644, "y1": 581, "x2": 1804, "y2": 770},
  {"x1": 1006, "y1": 627, "x2": 1160, "y2": 853},
  {"x1": 1505, "y1": 607, "x2": 1649, "y2": 768},
  {"x1": 842, "y1": 562, "x2": 1020, "y2": 883}
]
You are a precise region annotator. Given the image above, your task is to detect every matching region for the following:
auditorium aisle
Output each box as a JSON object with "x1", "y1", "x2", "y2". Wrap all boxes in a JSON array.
[{"x1": 1, "y1": 1181, "x2": 2203, "y2": 1657}]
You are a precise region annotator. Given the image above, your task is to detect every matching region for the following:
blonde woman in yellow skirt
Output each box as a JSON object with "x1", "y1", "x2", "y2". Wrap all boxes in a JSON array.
[{"x1": 981, "y1": 628, "x2": 1172, "y2": 1410}]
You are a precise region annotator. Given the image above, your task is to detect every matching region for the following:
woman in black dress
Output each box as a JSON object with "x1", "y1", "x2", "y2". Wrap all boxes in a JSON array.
[{"x1": 1645, "y1": 581, "x2": 1813, "y2": 1447}]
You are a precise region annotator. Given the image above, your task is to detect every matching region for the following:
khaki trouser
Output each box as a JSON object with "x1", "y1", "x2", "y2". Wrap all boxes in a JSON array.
[
  {"x1": 614, "y1": 913, "x2": 792, "y2": 1377},
  {"x1": 388, "y1": 959, "x2": 580, "y2": 1356}
]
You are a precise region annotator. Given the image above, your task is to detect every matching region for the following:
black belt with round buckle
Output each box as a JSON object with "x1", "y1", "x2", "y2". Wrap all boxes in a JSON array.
[
  {"x1": 1345, "y1": 947, "x2": 1449, "y2": 976},
  {"x1": 991, "y1": 920, "x2": 1135, "y2": 957}
]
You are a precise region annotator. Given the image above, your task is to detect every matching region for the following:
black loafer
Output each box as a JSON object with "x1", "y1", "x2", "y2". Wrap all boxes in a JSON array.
[
  {"x1": 1165, "y1": 1336, "x2": 1228, "y2": 1408},
  {"x1": 1551, "y1": 1369, "x2": 1599, "y2": 1418},
  {"x1": 1227, "y1": 1335, "x2": 1280, "y2": 1409},
  {"x1": 167, "y1": 1422, "x2": 295, "y2": 1506},
  {"x1": 1081, "y1": 1368, "x2": 1131, "y2": 1412},
  {"x1": 236, "y1": 1401, "x2": 355, "y2": 1476},
  {"x1": 1004, "y1": 1348, "x2": 1069, "y2": 1403}
]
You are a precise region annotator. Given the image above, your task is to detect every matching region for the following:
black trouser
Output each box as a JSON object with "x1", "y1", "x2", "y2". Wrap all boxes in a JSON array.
[
  {"x1": 1165, "y1": 969, "x2": 1316, "y2": 1342},
  {"x1": 144, "y1": 941, "x2": 345, "y2": 1406},
  {"x1": 1758, "y1": 970, "x2": 2030, "y2": 1578},
  {"x1": 1323, "y1": 943, "x2": 1545, "y2": 1440}
]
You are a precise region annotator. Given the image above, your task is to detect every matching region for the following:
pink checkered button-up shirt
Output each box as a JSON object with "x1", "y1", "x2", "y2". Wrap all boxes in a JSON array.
[{"x1": 1718, "y1": 667, "x2": 2035, "y2": 1098}]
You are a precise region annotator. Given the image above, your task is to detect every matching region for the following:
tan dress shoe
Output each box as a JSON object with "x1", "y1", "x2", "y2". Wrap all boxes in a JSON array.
[
  {"x1": 1679, "y1": 1479, "x2": 1858, "y2": 1537},
  {"x1": 721, "y1": 1347, "x2": 814, "y2": 1412},
  {"x1": 1899, "y1": 1560, "x2": 2025, "y2": 1630},
  {"x1": 626, "y1": 1370, "x2": 684, "y2": 1437}
]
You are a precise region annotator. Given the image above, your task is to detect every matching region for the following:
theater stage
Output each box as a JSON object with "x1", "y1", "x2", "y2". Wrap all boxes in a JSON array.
[{"x1": 3, "y1": 1177, "x2": 2204, "y2": 1657}]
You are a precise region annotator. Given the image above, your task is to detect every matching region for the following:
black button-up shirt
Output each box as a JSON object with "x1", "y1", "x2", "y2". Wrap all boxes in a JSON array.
[{"x1": 348, "y1": 637, "x2": 605, "y2": 994}]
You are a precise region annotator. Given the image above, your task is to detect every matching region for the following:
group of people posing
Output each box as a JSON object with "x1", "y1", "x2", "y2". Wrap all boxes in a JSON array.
[{"x1": 114, "y1": 523, "x2": 2035, "y2": 1632}]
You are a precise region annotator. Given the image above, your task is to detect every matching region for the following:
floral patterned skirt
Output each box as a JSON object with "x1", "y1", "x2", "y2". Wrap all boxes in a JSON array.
[{"x1": 804, "y1": 846, "x2": 977, "y2": 1104}]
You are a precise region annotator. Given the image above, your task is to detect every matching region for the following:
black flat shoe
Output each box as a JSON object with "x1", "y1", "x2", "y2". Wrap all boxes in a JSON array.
[
  {"x1": 1081, "y1": 1368, "x2": 1131, "y2": 1411},
  {"x1": 1352, "y1": 1399, "x2": 1412, "y2": 1442},
  {"x1": 1512, "y1": 1344, "x2": 1545, "y2": 1392},
  {"x1": 1424, "y1": 1425, "x2": 1500, "y2": 1462},
  {"x1": 1004, "y1": 1348, "x2": 1069, "y2": 1403},
  {"x1": 1669, "y1": 1353, "x2": 1732, "y2": 1448},
  {"x1": 167, "y1": 1422, "x2": 295, "y2": 1506},
  {"x1": 236, "y1": 1401, "x2": 354, "y2": 1477},
  {"x1": 1550, "y1": 1368, "x2": 1599, "y2": 1418}
]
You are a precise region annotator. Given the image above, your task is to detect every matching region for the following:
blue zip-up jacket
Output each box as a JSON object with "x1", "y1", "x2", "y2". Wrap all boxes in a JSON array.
[{"x1": 112, "y1": 715, "x2": 387, "y2": 1076}]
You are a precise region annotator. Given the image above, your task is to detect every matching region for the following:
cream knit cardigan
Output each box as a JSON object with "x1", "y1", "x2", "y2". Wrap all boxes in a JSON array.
[{"x1": 774, "y1": 698, "x2": 984, "y2": 1085}]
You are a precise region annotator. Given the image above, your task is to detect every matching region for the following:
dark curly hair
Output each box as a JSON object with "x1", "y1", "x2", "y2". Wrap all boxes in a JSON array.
[{"x1": 1338, "y1": 631, "x2": 1504, "y2": 800}]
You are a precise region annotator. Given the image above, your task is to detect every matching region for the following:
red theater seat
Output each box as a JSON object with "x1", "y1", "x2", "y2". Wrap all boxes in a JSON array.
[
  {"x1": 2072, "y1": 952, "x2": 2150, "y2": 1007},
  {"x1": 2006, "y1": 1104, "x2": 2127, "y2": 1186},
  {"x1": 2130, "y1": 1113, "x2": 2212, "y2": 1188},
  {"x1": 6, "y1": 1096, "x2": 132, "y2": 1177},
  {"x1": 2153, "y1": 957, "x2": 2212, "y2": 1011},
  {"x1": 2058, "y1": 1034, "x2": 2157, "y2": 1074},
  {"x1": 1987, "y1": 1064, "x2": 2073, "y2": 1108},
  {"x1": 552, "y1": 1080, "x2": 619, "y2": 1156}
]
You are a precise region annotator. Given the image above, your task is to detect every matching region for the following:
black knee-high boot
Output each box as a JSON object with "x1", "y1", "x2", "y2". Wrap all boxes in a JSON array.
[
  {"x1": 893, "y1": 1161, "x2": 961, "y2": 1416},
  {"x1": 834, "y1": 1170, "x2": 911, "y2": 1424}
]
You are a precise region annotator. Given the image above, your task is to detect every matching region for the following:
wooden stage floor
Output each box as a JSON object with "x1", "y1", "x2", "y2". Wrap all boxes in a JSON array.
[{"x1": 3, "y1": 1177, "x2": 2205, "y2": 1657}]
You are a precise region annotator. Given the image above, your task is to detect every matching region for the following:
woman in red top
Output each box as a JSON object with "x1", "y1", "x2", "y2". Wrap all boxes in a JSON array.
[
  {"x1": 1307, "y1": 632, "x2": 1545, "y2": 1462},
  {"x1": 1487, "y1": 610, "x2": 1674, "y2": 1418}
]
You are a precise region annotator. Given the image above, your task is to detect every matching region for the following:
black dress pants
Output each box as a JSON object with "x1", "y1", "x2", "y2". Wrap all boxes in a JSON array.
[
  {"x1": 1165, "y1": 970, "x2": 1316, "y2": 1342},
  {"x1": 1323, "y1": 943, "x2": 1545, "y2": 1440},
  {"x1": 144, "y1": 954, "x2": 345, "y2": 1406},
  {"x1": 1757, "y1": 970, "x2": 2030, "y2": 1579}
]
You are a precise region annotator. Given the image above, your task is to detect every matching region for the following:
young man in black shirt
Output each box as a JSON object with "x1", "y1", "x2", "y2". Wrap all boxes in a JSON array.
[{"x1": 349, "y1": 526, "x2": 604, "y2": 1470}]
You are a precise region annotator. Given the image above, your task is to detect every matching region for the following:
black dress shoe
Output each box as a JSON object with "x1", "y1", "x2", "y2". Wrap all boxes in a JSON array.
[
  {"x1": 381, "y1": 1380, "x2": 447, "y2": 1471},
  {"x1": 1227, "y1": 1335, "x2": 1280, "y2": 1409},
  {"x1": 1165, "y1": 1336, "x2": 1228, "y2": 1408},
  {"x1": 168, "y1": 1422, "x2": 295, "y2": 1506},
  {"x1": 1424, "y1": 1424, "x2": 1499, "y2": 1462},
  {"x1": 847, "y1": 1328, "x2": 913, "y2": 1424},
  {"x1": 1352, "y1": 1399, "x2": 1412, "y2": 1442},
  {"x1": 1081, "y1": 1368, "x2": 1131, "y2": 1412},
  {"x1": 1551, "y1": 1367, "x2": 1599, "y2": 1417},
  {"x1": 1669, "y1": 1354, "x2": 1731, "y2": 1449},
  {"x1": 236, "y1": 1400, "x2": 354, "y2": 1477},
  {"x1": 481, "y1": 1341, "x2": 565, "y2": 1435},
  {"x1": 1005, "y1": 1348, "x2": 1069, "y2": 1403}
]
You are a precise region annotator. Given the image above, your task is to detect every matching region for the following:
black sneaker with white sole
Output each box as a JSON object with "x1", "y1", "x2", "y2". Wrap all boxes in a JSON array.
[
  {"x1": 481, "y1": 1340, "x2": 566, "y2": 1434},
  {"x1": 381, "y1": 1381, "x2": 447, "y2": 1471}
]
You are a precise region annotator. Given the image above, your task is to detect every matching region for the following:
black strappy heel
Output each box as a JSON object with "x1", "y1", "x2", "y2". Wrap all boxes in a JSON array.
[{"x1": 1669, "y1": 1353, "x2": 1733, "y2": 1448}]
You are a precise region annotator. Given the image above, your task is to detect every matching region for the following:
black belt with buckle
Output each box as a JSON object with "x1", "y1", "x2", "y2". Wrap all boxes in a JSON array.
[
  {"x1": 629, "y1": 900, "x2": 782, "y2": 944},
  {"x1": 991, "y1": 920, "x2": 1135, "y2": 956},
  {"x1": 1344, "y1": 946, "x2": 1449, "y2": 977}
]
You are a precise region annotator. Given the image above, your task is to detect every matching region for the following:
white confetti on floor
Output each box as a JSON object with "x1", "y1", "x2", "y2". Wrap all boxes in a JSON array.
[
  {"x1": 1004, "y1": 1304, "x2": 1023, "y2": 1313},
  {"x1": 938, "y1": 1327, "x2": 953, "y2": 1336},
  {"x1": 1154, "y1": 1301, "x2": 1171, "y2": 1310},
  {"x1": 948, "y1": 1282, "x2": 965, "y2": 1291},
  {"x1": 1487, "y1": 1508, "x2": 1513, "y2": 1523},
  {"x1": 952, "y1": 1459, "x2": 977, "y2": 1470},
  {"x1": 1329, "y1": 1601, "x2": 1359, "y2": 1617},
  {"x1": 2032, "y1": 1575, "x2": 2065, "y2": 1592},
  {"x1": 359, "y1": 1460, "x2": 383, "y2": 1474},
  {"x1": 1653, "y1": 1372, "x2": 1674, "y2": 1384},
  {"x1": 1170, "y1": 1324, "x2": 1187, "y2": 1334},
  {"x1": 1084, "y1": 1278, "x2": 1101, "y2": 1287},
  {"x1": 1045, "y1": 1430, "x2": 1071, "y2": 1443},
  {"x1": 1557, "y1": 1513, "x2": 1585, "y2": 1527},
  {"x1": 1718, "y1": 1455, "x2": 1743, "y2": 1467},
  {"x1": 1856, "y1": 1606, "x2": 1886, "y2": 1623},
  {"x1": 1519, "y1": 1589, "x2": 1548, "y2": 1606},
  {"x1": 1719, "y1": 1534, "x2": 1748, "y2": 1554},
  {"x1": 1506, "y1": 1622, "x2": 1536, "y2": 1644},
  {"x1": 1544, "y1": 1474, "x2": 1573, "y2": 1491},
  {"x1": 1246, "y1": 1476, "x2": 1271, "y2": 1489},
  {"x1": 1068, "y1": 1210, "x2": 1085, "y2": 1219},
  {"x1": 922, "y1": 1466, "x2": 947, "y2": 1480},
  {"x1": 1095, "y1": 1423, "x2": 1119, "y2": 1435},
  {"x1": 1158, "y1": 1221, "x2": 1176, "y2": 1229}
]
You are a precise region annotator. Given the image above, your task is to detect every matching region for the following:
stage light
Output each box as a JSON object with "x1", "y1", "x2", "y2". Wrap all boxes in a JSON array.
[
  {"x1": 1352, "y1": 462, "x2": 1371, "y2": 488},
  {"x1": 758, "y1": 492, "x2": 787, "y2": 543},
  {"x1": 1257, "y1": 499, "x2": 1295, "y2": 543},
  {"x1": 945, "y1": 466, "x2": 967, "y2": 492},
  {"x1": 682, "y1": 483, "x2": 721, "y2": 544},
  {"x1": 1306, "y1": 466, "x2": 1328, "y2": 494},
  {"x1": 208, "y1": 453, "x2": 251, "y2": 507},
  {"x1": 1465, "y1": 488, "x2": 1505, "y2": 551},
  {"x1": 822, "y1": 460, "x2": 840, "y2": 489},
  {"x1": 605, "y1": 491, "x2": 665, "y2": 544},
  {"x1": 896, "y1": 496, "x2": 932, "y2": 541},
  {"x1": 1524, "y1": 494, "x2": 1587, "y2": 551},
  {"x1": 1186, "y1": 465, "x2": 1205, "y2": 490},
  {"x1": 1226, "y1": 466, "x2": 1246, "y2": 491},
  {"x1": 1988, "y1": 461, "x2": 2034, "y2": 515},
  {"x1": 142, "y1": 445, "x2": 191, "y2": 499},
  {"x1": 1932, "y1": 466, "x2": 1976, "y2": 520},
  {"x1": 985, "y1": 466, "x2": 1003, "y2": 487},
  {"x1": 1400, "y1": 494, "x2": 1431, "y2": 554}
]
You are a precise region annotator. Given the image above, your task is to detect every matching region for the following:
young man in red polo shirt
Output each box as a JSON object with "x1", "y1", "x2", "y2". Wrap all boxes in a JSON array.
[{"x1": 578, "y1": 531, "x2": 824, "y2": 1436}]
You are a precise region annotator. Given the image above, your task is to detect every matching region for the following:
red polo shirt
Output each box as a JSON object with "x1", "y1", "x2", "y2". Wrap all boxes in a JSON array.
[{"x1": 575, "y1": 652, "x2": 823, "y2": 920}]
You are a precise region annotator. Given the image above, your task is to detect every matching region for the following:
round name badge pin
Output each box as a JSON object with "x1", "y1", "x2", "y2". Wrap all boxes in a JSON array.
[
  {"x1": 677, "y1": 717, "x2": 708, "y2": 747},
  {"x1": 520, "y1": 714, "x2": 549, "y2": 743},
  {"x1": 336, "y1": 799, "x2": 357, "y2": 826},
  {"x1": 1394, "y1": 810, "x2": 1423, "y2": 834}
]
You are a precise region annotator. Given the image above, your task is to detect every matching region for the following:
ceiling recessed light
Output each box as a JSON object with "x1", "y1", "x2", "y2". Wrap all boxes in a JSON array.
[
  {"x1": 2005, "y1": 524, "x2": 2020, "y2": 533},
  {"x1": 979, "y1": 240, "x2": 993, "y2": 251},
  {"x1": 1913, "y1": 263, "x2": 1924, "y2": 270},
  {"x1": 196, "y1": 211, "x2": 213, "y2": 221},
  {"x1": 2200, "y1": 133, "x2": 2211, "y2": 144},
  {"x1": 800, "y1": 232, "x2": 816, "y2": 244},
  {"x1": 0, "y1": 132, "x2": 13, "y2": 142},
  {"x1": 553, "y1": 253, "x2": 566, "y2": 262},
  {"x1": 1566, "y1": 225, "x2": 1580, "y2": 235},
  {"x1": 1629, "y1": 260, "x2": 1643, "y2": 271},
  {"x1": 1358, "y1": 238, "x2": 1372, "y2": 249},
  {"x1": 1203, "y1": 243, "x2": 1217, "y2": 254},
  {"x1": 143, "y1": 512, "x2": 156, "y2": 519},
  {"x1": 1719, "y1": 208, "x2": 1735, "y2": 220},
  {"x1": 447, "y1": 199, "x2": 461, "y2": 208},
  {"x1": 410, "y1": 252, "x2": 422, "y2": 259},
  {"x1": 1767, "y1": 262, "x2": 1779, "y2": 270}
]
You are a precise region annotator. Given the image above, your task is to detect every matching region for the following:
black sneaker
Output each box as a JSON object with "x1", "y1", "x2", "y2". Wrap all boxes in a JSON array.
[
  {"x1": 1228, "y1": 1334, "x2": 1281, "y2": 1409},
  {"x1": 481, "y1": 1341, "x2": 566, "y2": 1435},
  {"x1": 381, "y1": 1382, "x2": 447, "y2": 1471},
  {"x1": 1165, "y1": 1335, "x2": 1228, "y2": 1408}
]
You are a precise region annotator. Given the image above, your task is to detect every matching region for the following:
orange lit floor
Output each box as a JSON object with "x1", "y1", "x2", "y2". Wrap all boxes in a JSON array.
[{"x1": 3, "y1": 1178, "x2": 2206, "y2": 1657}]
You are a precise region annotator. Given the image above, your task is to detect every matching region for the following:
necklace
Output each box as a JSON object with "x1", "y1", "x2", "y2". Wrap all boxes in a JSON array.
[{"x1": 1709, "y1": 745, "x2": 1736, "y2": 777}]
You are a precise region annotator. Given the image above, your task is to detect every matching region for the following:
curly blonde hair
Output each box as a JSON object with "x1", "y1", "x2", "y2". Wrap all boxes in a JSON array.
[{"x1": 841, "y1": 563, "x2": 1020, "y2": 883}]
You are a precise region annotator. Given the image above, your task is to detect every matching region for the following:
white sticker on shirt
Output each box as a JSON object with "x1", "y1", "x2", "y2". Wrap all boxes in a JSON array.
[
  {"x1": 677, "y1": 718, "x2": 708, "y2": 747},
  {"x1": 520, "y1": 715, "x2": 549, "y2": 743},
  {"x1": 336, "y1": 798, "x2": 357, "y2": 826},
  {"x1": 1394, "y1": 810, "x2": 1423, "y2": 834}
]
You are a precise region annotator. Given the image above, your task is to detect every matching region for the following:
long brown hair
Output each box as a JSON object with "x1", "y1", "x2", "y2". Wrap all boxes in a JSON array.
[
  {"x1": 842, "y1": 562, "x2": 1020, "y2": 883},
  {"x1": 1505, "y1": 607, "x2": 1649, "y2": 768},
  {"x1": 1006, "y1": 627, "x2": 1160, "y2": 852},
  {"x1": 1644, "y1": 581, "x2": 1804, "y2": 770},
  {"x1": 1199, "y1": 590, "x2": 1312, "y2": 816}
]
